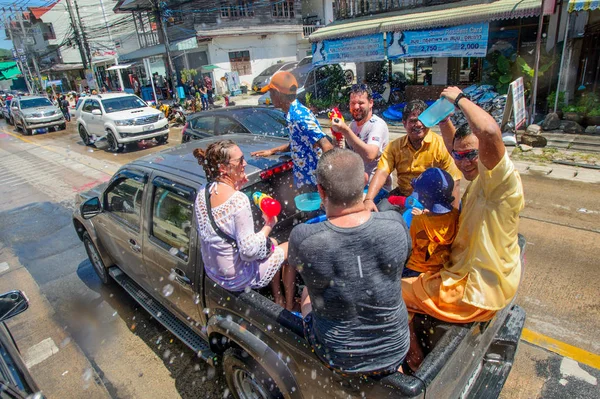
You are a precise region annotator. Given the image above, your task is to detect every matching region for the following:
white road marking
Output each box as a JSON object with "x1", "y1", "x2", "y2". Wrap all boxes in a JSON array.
[
  {"x1": 24, "y1": 337, "x2": 60, "y2": 368},
  {"x1": 560, "y1": 358, "x2": 598, "y2": 385},
  {"x1": 0, "y1": 262, "x2": 9, "y2": 273}
]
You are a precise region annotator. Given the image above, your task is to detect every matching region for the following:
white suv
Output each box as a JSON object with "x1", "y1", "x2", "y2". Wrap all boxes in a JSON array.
[{"x1": 75, "y1": 93, "x2": 169, "y2": 152}]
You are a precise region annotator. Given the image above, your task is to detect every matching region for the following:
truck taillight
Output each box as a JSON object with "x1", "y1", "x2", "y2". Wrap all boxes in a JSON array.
[{"x1": 260, "y1": 160, "x2": 293, "y2": 180}]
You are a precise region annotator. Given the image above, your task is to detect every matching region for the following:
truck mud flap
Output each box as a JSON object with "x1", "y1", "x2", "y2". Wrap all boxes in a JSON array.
[
  {"x1": 461, "y1": 305, "x2": 526, "y2": 399},
  {"x1": 108, "y1": 267, "x2": 217, "y2": 365}
]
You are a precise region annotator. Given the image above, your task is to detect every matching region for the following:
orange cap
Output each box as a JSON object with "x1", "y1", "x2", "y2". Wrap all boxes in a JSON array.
[{"x1": 260, "y1": 71, "x2": 298, "y2": 95}]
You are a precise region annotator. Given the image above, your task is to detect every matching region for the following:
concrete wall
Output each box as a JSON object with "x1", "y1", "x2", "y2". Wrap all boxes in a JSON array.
[
  {"x1": 41, "y1": 0, "x2": 137, "y2": 65},
  {"x1": 207, "y1": 33, "x2": 299, "y2": 84}
]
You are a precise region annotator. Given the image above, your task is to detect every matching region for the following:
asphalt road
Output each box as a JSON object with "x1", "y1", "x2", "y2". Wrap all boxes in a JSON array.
[{"x1": 0, "y1": 120, "x2": 599, "y2": 398}]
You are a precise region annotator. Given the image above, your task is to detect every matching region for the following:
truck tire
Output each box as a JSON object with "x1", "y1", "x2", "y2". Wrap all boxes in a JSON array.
[
  {"x1": 82, "y1": 231, "x2": 111, "y2": 285},
  {"x1": 223, "y1": 348, "x2": 283, "y2": 399},
  {"x1": 106, "y1": 131, "x2": 123, "y2": 153},
  {"x1": 156, "y1": 134, "x2": 168, "y2": 145},
  {"x1": 79, "y1": 125, "x2": 92, "y2": 146}
]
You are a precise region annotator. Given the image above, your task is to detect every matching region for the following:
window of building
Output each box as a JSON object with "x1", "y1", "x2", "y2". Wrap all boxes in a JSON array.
[
  {"x1": 151, "y1": 184, "x2": 194, "y2": 260},
  {"x1": 272, "y1": 0, "x2": 295, "y2": 18},
  {"x1": 221, "y1": 0, "x2": 254, "y2": 18},
  {"x1": 105, "y1": 178, "x2": 144, "y2": 230},
  {"x1": 229, "y1": 51, "x2": 252, "y2": 75}
]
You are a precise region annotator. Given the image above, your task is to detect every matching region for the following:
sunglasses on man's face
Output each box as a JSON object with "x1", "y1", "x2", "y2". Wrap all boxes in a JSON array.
[{"x1": 451, "y1": 149, "x2": 479, "y2": 162}]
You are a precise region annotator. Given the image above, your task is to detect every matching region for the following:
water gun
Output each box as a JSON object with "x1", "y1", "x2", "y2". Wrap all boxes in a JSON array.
[
  {"x1": 328, "y1": 107, "x2": 345, "y2": 146},
  {"x1": 402, "y1": 194, "x2": 425, "y2": 228},
  {"x1": 252, "y1": 192, "x2": 282, "y2": 218}
]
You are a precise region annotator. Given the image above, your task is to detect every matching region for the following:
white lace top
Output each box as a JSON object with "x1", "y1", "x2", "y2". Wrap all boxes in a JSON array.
[{"x1": 196, "y1": 185, "x2": 281, "y2": 291}]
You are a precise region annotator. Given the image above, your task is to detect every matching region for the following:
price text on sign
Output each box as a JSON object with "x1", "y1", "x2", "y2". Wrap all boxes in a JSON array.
[{"x1": 388, "y1": 22, "x2": 489, "y2": 59}]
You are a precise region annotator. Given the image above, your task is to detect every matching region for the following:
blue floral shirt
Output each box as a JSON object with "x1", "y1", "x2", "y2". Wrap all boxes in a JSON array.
[{"x1": 287, "y1": 100, "x2": 326, "y2": 188}]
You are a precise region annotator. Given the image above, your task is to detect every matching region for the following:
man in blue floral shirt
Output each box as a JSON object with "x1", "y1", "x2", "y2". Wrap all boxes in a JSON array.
[{"x1": 251, "y1": 71, "x2": 333, "y2": 190}]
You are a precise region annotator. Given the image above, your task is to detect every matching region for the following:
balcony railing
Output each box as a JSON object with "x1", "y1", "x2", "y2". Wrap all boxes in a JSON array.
[
  {"x1": 303, "y1": 24, "x2": 321, "y2": 38},
  {"x1": 335, "y1": 0, "x2": 463, "y2": 20},
  {"x1": 140, "y1": 31, "x2": 160, "y2": 47}
]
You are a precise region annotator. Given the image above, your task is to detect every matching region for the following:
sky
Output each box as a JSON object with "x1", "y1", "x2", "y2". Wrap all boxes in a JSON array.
[{"x1": 1, "y1": 0, "x2": 54, "y2": 50}]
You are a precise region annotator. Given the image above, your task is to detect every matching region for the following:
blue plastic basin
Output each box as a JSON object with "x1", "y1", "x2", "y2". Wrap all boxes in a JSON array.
[{"x1": 294, "y1": 192, "x2": 321, "y2": 212}]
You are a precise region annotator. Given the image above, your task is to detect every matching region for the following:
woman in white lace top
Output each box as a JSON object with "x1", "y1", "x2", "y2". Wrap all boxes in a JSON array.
[{"x1": 193, "y1": 140, "x2": 296, "y2": 309}]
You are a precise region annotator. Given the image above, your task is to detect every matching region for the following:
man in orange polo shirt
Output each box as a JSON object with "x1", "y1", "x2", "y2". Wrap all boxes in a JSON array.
[{"x1": 363, "y1": 100, "x2": 461, "y2": 212}]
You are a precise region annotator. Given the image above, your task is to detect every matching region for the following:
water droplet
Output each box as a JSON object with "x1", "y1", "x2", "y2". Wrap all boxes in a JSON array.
[
  {"x1": 81, "y1": 368, "x2": 93, "y2": 382},
  {"x1": 162, "y1": 284, "x2": 174, "y2": 297},
  {"x1": 311, "y1": 369, "x2": 317, "y2": 379},
  {"x1": 87, "y1": 149, "x2": 94, "y2": 153}
]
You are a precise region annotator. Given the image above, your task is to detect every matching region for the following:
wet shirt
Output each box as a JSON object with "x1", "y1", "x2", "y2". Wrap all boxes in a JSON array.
[
  {"x1": 442, "y1": 152, "x2": 524, "y2": 310},
  {"x1": 347, "y1": 115, "x2": 389, "y2": 178},
  {"x1": 287, "y1": 100, "x2": 326, "y2": 188},
  {"x1": 289, "y1": 211, "x2": 411, "y2": 373},
  {"x1": 377, "y1": 131, "x2": 461, "y2": 196},
  {"x1": 407, "y1": 209, "x2": 459, "y2": 274}
]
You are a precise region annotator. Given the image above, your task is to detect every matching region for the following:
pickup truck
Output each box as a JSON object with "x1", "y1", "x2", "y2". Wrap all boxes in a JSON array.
[{"x1": 72, "y1": 134, "x2": 526, "y2": 399}]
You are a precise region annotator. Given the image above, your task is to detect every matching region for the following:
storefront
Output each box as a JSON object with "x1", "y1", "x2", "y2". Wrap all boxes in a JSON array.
[{"x1": 309, "y1": 0, "x2": 552, "y2": 102}]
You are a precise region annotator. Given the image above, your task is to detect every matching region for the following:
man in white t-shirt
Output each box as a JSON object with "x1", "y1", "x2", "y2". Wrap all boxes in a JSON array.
[{"x1": 331, "y1": 84, "x2": 391, "y2": 189}]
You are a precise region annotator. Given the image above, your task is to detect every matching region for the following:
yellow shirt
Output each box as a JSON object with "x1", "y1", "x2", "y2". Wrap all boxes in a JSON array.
[
  {"x1": 441, "y1": 151, "x2": 524, "y2": 310},
  {"x1": 377, "y1": 131, "x2": 461, "y2": 196},
  {"x1": 407, "y1": 209, "x2": 459, "y2": 274}
]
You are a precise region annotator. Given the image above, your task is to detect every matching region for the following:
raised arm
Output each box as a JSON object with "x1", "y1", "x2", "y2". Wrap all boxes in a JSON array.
[
  {"x1": 331, "y1": 119, "x2": 379, "y2": 161},
  {"x1": 439, "y1": 117, "x2": 456, "y2": 155},
  {"x1": 441, "y1": 87, "x2": 505, "y2": 171}
]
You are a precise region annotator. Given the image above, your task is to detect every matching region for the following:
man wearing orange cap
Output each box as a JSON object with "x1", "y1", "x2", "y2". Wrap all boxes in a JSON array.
[{"x1": 251, "y1": 71, "x2": 333, "y2": 190}]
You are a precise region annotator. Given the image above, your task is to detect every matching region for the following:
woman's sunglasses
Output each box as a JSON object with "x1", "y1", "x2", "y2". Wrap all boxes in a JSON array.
[{"x1": 451, "y1": 149, "x2": 479, "y2": 162}]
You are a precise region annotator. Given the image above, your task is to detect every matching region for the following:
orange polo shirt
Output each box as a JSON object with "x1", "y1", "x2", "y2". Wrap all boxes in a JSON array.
[{"x1": 377, "y1": 131, "x2": 461, "y2": 196}]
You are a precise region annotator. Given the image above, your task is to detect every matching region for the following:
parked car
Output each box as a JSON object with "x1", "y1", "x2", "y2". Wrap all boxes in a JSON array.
[
  {"x1": 252, "y1": 61, "x2": 298, "y2": 93},
  {"x1": 293, "y1": 56, "x2": 356, "y2": 86},
  {"x1": 74, "y1": 93, "x2": 169, "y2": 152},
  {"x1": 257, "y1": 63, "x2": 344, "y2": 106},
  {"x1": 11, "y1": 96, "x2": 66, "y2": 135},
  {"x1": 2, "y1": 97, "x2": 13, "y2": 124},
  {"x1": 0, "y1": 290, "x2": 43, "y2": 398},
  {"x1": 182, "y1": 106, "x2": 288, "y2": 143},
  {"x1": 73, "y1": 134, "x2": 526, "y2": 399}
]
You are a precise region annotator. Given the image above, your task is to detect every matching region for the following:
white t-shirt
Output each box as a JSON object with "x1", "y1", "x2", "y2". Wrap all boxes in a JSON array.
[{"x1": 347, "y1": 114, "x2": 391, "y2": 189}]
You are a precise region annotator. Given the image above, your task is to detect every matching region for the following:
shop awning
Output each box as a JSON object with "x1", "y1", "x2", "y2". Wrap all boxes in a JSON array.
[
  {"x1": 201, "y1": 64, "x2": 222, "y2": 71},
  {"x1": 106, "y1": 64, "x2": 134, "y2": 71},
  {"x1": 120, "y1": 37, "x2": 198, "y2": 61},
  {"x1": 309, "y1": 0, "x2": 544, "y2": 42},
  {"x1": 568, "y1": 0, "x2": 600, "y2": 12},
  {"x1": 0, "y1": 62, "x2": 21, "y2": 80},
  {"x1": 120, "y1": 44, "x2": 166, "y2": 62}
]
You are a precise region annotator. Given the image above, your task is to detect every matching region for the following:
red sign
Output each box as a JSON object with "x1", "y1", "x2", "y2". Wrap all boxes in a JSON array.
[{"x1": 543, "y1": 0, "x2": 556, "y2": 15}]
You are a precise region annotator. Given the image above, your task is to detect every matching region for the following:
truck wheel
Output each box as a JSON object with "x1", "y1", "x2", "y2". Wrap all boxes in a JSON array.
[
  {"x1": 223, "y1": 348, "x2": 283, "y2": 399},
  {"x1": 59, "y1": 123, "x2": 67, "y2": 131},
  {"x1": 156, "y1": 134, "x2": 168, "y2": 145},
  {"x1": 82, "y1": 232, "x2": 111, "y2": 285},
  {"x1": 106, "y1": 131, "x2": 123, "y2": 153},
  {"x1": 79, "y1": 125, "x2": 92, "y2": 146},
  {"x1": 24, "y1": 127, "x2": 33, "y2": 135}
]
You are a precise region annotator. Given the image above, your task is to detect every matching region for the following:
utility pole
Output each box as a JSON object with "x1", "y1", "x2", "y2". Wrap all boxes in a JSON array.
[
  {"x1": 154, "y1": 0, "x2": 179, "y2": 101},
  {"x1": 65, "y1": 0, "x2": 88, "y2": 69},
  {"x1": 74, "y1": 0, "x2": 100, "y2": 89},
  {"x1": 15, "y1": 4, "x2": 43, "y2": 93},
  {"x1": 2, "y1": 10, "x2": 32, "y2": 93}
]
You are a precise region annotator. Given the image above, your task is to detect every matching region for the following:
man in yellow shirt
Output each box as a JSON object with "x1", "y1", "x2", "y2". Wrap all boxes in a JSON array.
[
  {"x1": 364, "y1": 100, "x2": 462, "y2": 212},
  {"x1": 402, "y1": 87, "x2": 525, "y2": 323}
]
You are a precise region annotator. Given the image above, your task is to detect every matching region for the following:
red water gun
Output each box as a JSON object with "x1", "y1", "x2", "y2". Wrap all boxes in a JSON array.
[
  {"x1": 328, "y1": 107, "x2": 345, "y2": 147},
  {"x1": 252, "y1": 192, "x2": 282, "y2": 218}
]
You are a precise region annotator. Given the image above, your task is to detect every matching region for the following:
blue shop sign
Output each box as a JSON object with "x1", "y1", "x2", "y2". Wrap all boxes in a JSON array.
[
  {"x1": 388, "y1": 23, "x2": 489, "y2": 59},
  {"x1": 312, "y1": 33, "x2": 385, "y2": 66}
]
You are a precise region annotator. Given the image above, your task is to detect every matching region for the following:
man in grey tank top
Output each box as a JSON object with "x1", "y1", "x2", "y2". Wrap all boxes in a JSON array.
[{"x1": 288, "y1": 149, "x2": 414, "y2": 375}]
